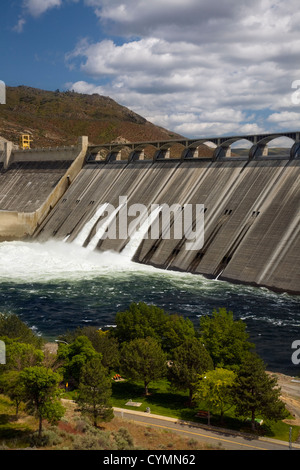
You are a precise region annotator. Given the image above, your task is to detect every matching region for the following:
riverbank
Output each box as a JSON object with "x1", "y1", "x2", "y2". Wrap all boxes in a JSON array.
[{"x1": 269, "y1": 372, "x2": 300, "y2": 426}]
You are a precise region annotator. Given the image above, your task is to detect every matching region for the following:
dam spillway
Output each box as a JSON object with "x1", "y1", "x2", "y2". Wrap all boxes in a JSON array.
[{"x1": 0, "y1": 133, "x2": 299, "y2": 295}]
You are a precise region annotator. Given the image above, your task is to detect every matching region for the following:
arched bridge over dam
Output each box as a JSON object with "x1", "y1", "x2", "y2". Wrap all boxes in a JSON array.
[
  {"x1": 0, "y1": 132, "x2": 299, "y2": 295},
  {"x1": 87, "y1": 131, "x2": 300, "y2": 161}
]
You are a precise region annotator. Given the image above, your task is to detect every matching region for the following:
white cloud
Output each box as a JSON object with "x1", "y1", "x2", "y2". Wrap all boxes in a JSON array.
[
  {"x1": 23, "y1": 0, "x2": 62, "y2": 17},
  {"x1": 16, "y1": 0, "x2": 298, "y2": 138},
  {"x1": 267, "y1": 111, "x2": 300, "y2": 130},
  {"x1": 65, "y1": 80, "x2": 106, "y2": 96},
  {"x1": 64, "y1": 1, "x2": 300, "y2": 137},
  {"x1": 13, "y1": 17, "x2": 26, "y2": 33},
  {"x1": 13, "y1": 0, "x2": 63, "y2": 32},
  {"x1": 267, "y1": 111, "x2": 300, "y2": 123}
]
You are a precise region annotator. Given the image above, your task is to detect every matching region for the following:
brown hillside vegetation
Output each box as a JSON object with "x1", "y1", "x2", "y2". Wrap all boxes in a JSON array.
[
  {"x1": 0, "y1": 395, "x2": 214, "y2": 450},
  {"x1": 0, "y1": 86, "x2": 182, "y2": 148},
  {"x1": 60, "y1": 399, "x2": 215, "y2": 450}
]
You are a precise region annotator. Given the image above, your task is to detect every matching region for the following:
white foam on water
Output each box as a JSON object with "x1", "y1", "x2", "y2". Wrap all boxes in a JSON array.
[
  {"x1": 0, "y1": 240, "x2": 149, "y2": 282},
  {"x1": 1, "y1": 239, "x2": 290, "y2": 304},
  {"x1": 0, "y1": 240, "x2": 189, "y2": 283}
]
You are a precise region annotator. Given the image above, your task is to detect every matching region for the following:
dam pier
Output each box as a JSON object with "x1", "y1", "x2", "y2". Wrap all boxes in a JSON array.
[{"x1": 0, "y1": 132, "x2": 299, "y2": 296}]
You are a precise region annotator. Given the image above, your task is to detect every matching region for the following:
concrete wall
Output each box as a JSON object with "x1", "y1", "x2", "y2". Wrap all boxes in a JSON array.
[
  {"x1": 2, "y1": 142, "x2": 79, "y2": 169},
  {"x1": 0, "y1": 138, "x2": 299, "y2": 295},
  {"x1": 33, "y1": 153, "x2": 300, "y2": 294},
  {"x1": 0, "y1": 136, "x2": 88, "y2": 240}
]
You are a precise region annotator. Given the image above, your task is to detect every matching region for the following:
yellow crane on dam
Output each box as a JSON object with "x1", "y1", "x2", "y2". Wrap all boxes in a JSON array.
[{"x1": 19, "y1": 134, "x2": 33, "y2": 150}]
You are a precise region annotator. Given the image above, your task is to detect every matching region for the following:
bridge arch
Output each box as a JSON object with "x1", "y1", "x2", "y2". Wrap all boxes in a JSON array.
[
  {"x1": 106, "y1": 144, "x2": 133, "y2": 161},
  {"x1": 154, "y1": 141, "x2": 187, "y2": 160},
  {"x1": 87, "y1": 146, "x2": 110, "y2": 161},
  {"x1": 250, "y1": 135, "x2": 297, "y2": 159},
  {"x1": 129, "y1": 143, "x2": 158, "y2": 161},
  {"x1": 214, "y1": 137, "x2": 253, "y2": 159},
  {"x1": 184, "y1": 140, "x2": 217, "y2": 158}
]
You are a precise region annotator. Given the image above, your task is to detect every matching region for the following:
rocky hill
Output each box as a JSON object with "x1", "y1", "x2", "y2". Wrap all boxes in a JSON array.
[{"x1": 0, "y1": 86, "x2": 181, "y2": 149}]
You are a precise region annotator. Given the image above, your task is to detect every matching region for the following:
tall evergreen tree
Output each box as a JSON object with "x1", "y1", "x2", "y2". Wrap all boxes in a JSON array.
[
  {"x1": 76, "y1": 356, "x2": 113, "y2": 426},
  {"x1": 233, "y1": 352, "x2": 288, "y2": 430},
  {"x1": 168, "y1": 337, "x2": 213, "y2": 405}
]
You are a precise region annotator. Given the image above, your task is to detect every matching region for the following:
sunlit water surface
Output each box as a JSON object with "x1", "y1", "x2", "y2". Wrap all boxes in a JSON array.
[{"x1": 0, "y1": 240, "x2": 299, "y2": 375}]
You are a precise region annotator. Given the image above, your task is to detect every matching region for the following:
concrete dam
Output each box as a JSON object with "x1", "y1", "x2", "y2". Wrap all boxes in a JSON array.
[{"x1": 0, "y1": 132, "x2": 299, "y2": 295}]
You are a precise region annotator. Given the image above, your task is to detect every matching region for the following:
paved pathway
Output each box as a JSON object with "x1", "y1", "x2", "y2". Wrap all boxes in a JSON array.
[{"x1": 114, "y1": 407, "x2": 300, "y2": 451}]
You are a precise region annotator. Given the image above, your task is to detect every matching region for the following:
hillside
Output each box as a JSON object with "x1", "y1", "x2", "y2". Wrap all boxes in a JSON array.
[{"x1": 0, "y1": 86, "x2": 182, "y2": 148}]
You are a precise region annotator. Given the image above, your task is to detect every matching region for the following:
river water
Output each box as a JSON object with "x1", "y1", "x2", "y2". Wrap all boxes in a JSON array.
[{"x1": 0, "y1": 240, "x2": 299, "y2": 375}]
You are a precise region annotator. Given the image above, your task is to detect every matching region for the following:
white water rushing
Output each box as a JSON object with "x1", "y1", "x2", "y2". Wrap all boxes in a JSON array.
[
  {"x1": 0, "y1": 240, "x2": 166, "y2": 282},
  {"x1": 0, "y1": 205, "x2": 167, "y2": 282},
  {"x1": 0, "y1": 238, "x2": 213, "y2": 288}
]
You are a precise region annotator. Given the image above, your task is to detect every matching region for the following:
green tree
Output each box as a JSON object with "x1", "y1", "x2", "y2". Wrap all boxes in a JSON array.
[
  {"x1": 168, "y1": 337, "x2": 213, "y2": 405},
  {"x1": 20, "y1": 366, "x2": 65, "y2": 437},
  {"x1": 0, "y1": 371, "x2": 26, "y2": 418},
  {"x1": 115, "y1": 302, "x2": 195, "y2": 354},
  {"x1": 199, "y1": 307, "x2": 254, "y2": 370},
  {"x1": 57, "y1": 335, "x2": 101, "y2": 387},
  {"x1": 194, "y1": 368, "x2": 236, "y2": 424},
  {"x1": 76, "y1": 356, "x2": 113, "y2": 427},
  {"x1": 161, "y1": 314, "x2": 195, "y2": 354},
  {"x1": 120, "y1": 337, "x2": 167, "y2": 395},
  {"x1": 93, "y1": 330, "x2": 120, "y2": 370},
  {"x1": 233, "y1": 352, "x2": 288, "y2": 430},
  {"x1": 114, "y1": 302, "x2": 167, "y2": 344},
  {"x1": 58, "y1": 327, "x2": 119, "y2": 370},
  {"x1": 3, "y1": 338, "x2": 44, "y2": 371},
  {"x1": 0, "y1": 313, "x2": 42, "y2": 347}
]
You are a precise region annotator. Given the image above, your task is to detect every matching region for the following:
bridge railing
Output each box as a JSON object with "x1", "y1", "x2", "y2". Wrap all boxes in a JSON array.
[{"x1": 86, "y1": 131, "x2": 300, "y2": 163}]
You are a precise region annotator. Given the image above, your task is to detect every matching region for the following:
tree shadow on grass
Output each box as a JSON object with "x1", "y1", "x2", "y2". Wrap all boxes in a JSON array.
[
  {"x1": 145, "y1": 391, "x2": 197, "y2": 420},
  {"x1": 112, "y1": 380, "x2": 197, "y2": 420},
  {"x1": 0, "y1": 413, "x2": 33, "y2": 445},
  {"x1": 0, "y1": 413, "x2": 13, "y2": 425},
  {"x1": 112, "y1": 380, "x2": 146, "y2": 401}
]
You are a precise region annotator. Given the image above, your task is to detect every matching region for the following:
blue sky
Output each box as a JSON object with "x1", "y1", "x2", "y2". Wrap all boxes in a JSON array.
[{"x1": 1, "y1": 0, "x2": 300, "y2": 138}]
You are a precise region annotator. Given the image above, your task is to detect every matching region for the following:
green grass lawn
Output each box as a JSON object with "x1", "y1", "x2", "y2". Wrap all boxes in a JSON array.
[
  {"x1": 111, "y1": 379, "x2": 194, "y2": 419},
  {"x1": 109, "y1": 378, "x2": 300, "y2": 443}
]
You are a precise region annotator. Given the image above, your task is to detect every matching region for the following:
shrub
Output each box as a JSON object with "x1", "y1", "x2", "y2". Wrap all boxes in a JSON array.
[
  {"x1": 113, "y1": 427, "x2": 134, "y2": 450},
  {"x1": 29, "y1": 429, "x2": 62, "y2": 447},
  {"x1": 71, "y1": 431, "x2": 111, "y2": 450}
]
